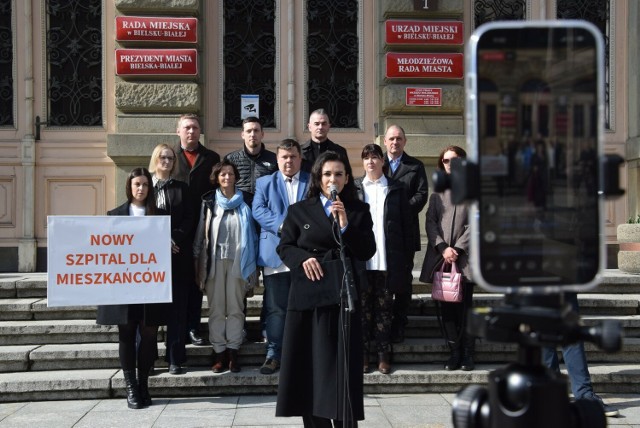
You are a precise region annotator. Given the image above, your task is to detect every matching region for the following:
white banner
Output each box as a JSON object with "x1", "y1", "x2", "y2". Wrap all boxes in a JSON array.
[{"x1": 47, "y1": 216, "x2": 172, "y2": 307}]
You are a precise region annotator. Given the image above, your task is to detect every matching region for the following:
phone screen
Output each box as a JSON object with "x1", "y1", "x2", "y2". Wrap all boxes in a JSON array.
[{"x1": 468, "y1": 22, "x2": 603, "y2": 290}]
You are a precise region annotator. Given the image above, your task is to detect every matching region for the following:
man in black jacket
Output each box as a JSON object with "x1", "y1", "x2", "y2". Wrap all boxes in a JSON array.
[
  {"x1": 383, "y1": 125, "x2": 429, "y2": 343},
  {"x1": 172, "y1": 113, "x2": 220, "y2": 347},
  {"x1": 300, "y1": 109, "x2": 351, "y2": 173},
  {"x1": 223, "y1": 116, "x2": 277, "y2": 206}
]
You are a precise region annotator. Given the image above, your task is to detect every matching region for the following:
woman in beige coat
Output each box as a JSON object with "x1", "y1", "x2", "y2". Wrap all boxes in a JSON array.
[{"x1": 419, "y1": 146, "x2": 475, "y2": 371}]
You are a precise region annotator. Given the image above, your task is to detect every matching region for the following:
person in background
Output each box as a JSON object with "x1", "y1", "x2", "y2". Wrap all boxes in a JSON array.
[
  {"x1": 252, "y1": 139, "x2": 310, "y2": 375},
  {"x1": 300, "y1": 108, "x2": 351, "y2": 173},
  {"x1": 354, "y1": 144, "x2": 411, "y2": 375},
  {"x1": 96, "y1": 167, "x2": 168, "y2": 409},
  {"x1": 419, "y1": 146, "x2": 474, "y2": 371},
  {"x1": 172, "y1": 114, "x2": 221, "y2": 347},
  {"x1": 275, "y1": 151, "x2": 376, "y2": 427},
  {"x1": 148, "y1": 144, "x2": 194, "y2": 375},
  {"x1": 543, "y1": 293, "x2": 619, "y2": 417},
  {"x1": 193, "y1": 160, "x2": 258, "y2": 373},
  {"x1": 382, "y1": 125, "x2": 429, "y2": 343},
  {"x1": 224, "y1": 116, "x2": 278, "y2": 207}
]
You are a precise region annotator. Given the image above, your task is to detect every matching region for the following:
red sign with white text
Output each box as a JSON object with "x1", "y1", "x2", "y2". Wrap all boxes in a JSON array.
[
  {"x1": 386, "y1": 53, "x2": 463, "y2": 79},
  {"x1": 115, "y1": 49, "x2": 198, "y2": 76},
  {"x1": 386, "y1": 20, "x2": 463, "y2": 45},
  {"x1": 116, "y1": 16, "x2": 198, "y2": 43},
  {"x1": 406, "y1": 87, "x2": 442, "y2": 106}
]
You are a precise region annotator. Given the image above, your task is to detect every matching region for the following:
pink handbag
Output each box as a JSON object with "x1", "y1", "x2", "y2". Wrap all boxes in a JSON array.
[{"x1": 431, "y1": 261, "x2": 463, "y2": 303}]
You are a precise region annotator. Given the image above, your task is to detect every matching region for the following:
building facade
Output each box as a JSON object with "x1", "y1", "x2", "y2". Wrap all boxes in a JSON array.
[{"x1": 0, "y1": 0, "x2": 636, "y2": 272}]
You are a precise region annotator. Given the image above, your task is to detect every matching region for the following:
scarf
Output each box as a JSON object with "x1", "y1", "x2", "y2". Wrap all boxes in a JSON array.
[{"x1": 214, "y1": 188, "x2": 257, "y2": 280}]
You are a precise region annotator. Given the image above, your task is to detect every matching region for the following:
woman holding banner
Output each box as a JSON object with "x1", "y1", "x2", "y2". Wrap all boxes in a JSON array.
[
  {"x1": 193, "y1": 159, "x2": 257, "y2": 374},
  {"x1": 149, "y1": 144, "x2": 194, "y2": 375},
  {"x1": 96, "y1": 167, "x2": 168, "y2": 409}
]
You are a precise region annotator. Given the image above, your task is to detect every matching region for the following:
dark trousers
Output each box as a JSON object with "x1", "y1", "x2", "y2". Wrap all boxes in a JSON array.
[
  {"x1": 362, "y1": 271, "x2": 393, "y2": 353},
  {"x1": 303, "y1": 414, "x2": 357, "y2": 428},
  {"x1": 186, "y1": 280, "x2": 203, "y2": 333},
  {"x1": 391, "y1": 253, "x2": 415, "y2": 332},
  {"x1": 118, "y1": 321, "x2": 158, "y2": 373},
  {"x1": 165, "y1": 281, "x2": 188, "y2": 365}
]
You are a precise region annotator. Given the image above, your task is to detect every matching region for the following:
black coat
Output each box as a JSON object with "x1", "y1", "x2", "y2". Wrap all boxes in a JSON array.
[
  {"x1": 354, "y1": 176, "x2": 413, "y2": 293},
  {"x1": 300, "y1": 138, "x2": 351, "y2": 173},
  {"x1": 158, "y1": 177, "x2": 195, "y2": 287},
  {"x1": 223, "y1": 144, "x2": 277, "y2": 206},
  {"x1": 384, "y1": 152, "x2": 429, "y2": 252},
  {"x1": 95, "y1": 202, "x2": 171, "y2": 326},
  {"x1": 172, "y1": 142, "x2": 221, "y2": 237},
  {"x1": 275, "y1": 197, "x2": 376, "y2": 421}
]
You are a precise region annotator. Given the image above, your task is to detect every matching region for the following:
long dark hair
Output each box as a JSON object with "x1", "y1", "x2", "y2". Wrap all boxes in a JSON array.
[
  {"x1": 307, "y1": 151, "x2": 356, "y2": 202},
  {"x1": 125, "y1": 167, "x2": 157, "y2": 214}
]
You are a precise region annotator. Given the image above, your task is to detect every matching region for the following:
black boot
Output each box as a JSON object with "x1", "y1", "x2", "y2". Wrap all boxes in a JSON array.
[
  {"x1": 228, "y1": 348, "x2": 241, "y2": 373},
  {"x1": 460, "y1": 334, "x2": 476, "y2": 371},
  {"x1": 444, "y1": 342, "x2": 461, "y2": 370},
  {"x1": 138, "y1": 369, "x2": 152, "y2": 407},
  {"x1": 123, "y1": 370, "x2": 141, "y2": 409},
  {"x1": 442, "y1": 320, "x2": 461, "y2": 370}
]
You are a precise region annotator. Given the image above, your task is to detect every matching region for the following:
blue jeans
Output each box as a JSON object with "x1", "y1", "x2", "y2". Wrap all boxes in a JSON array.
[
  {"x1": 263, "y1": 272, "x2": 292, "y2": 361},
  {"x1": 542, "y1": 293, "x2": 595, "y2": 400}
]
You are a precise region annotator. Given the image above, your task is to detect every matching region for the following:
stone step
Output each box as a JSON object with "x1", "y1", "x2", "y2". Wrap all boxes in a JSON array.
[
  {"x1": 2, "y1": 337, "x2": 638, "y2": 373},
  {"x1": 1, "y1": 292, "x2": 638, "y2": 323},
  {"x1": 1, "y1": 314, "x2": 638, "y2": 347},
  {"x1": 1, "y1": 363, "x2": 638, "y2": 403},
  {"x1": 2, "y1": 270, "x2": 639, "y2": 299}
]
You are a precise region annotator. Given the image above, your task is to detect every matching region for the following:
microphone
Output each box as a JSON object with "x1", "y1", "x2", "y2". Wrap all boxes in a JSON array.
[
  {"x1": 329, "y1": 184, "x2": 338, "y2": 202},
  {"x1": 329, "y1": 184, "x2": 339, "y2": 223}
]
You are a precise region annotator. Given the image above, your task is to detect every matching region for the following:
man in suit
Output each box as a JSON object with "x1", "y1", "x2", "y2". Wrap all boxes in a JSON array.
[
  {"x1": 252, "y1": 139, "x2": 310, "y2": 374},
  {"x1": 300, "y1": 108, "x2": 351, "y2": 172},
  {"x1": 383, "y1": 125, "x2": 429, "y2": 343},
  {"x1": 172, "y1": 113, "x2": 221, "y2": 346}
]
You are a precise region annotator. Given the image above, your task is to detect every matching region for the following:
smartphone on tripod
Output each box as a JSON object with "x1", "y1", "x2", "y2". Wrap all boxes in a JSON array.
[{"x1": 465, "y1": 20, "x2": 605, "y2": 294}]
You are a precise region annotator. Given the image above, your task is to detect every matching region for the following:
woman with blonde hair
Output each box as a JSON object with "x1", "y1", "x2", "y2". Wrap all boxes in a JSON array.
[{"x1": 148, "y1": 144, "x2": 194, "y2": 375}]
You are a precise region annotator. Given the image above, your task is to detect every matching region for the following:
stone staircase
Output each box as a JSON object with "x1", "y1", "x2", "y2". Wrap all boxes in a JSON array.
[{"x1": 1, "y1": 270, "x2": 639, "y2": 402}]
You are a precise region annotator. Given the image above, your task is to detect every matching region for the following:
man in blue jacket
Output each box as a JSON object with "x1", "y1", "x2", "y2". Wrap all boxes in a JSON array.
[{"x1": 252, "y1": 139, "x2": 310, "y2": 374}]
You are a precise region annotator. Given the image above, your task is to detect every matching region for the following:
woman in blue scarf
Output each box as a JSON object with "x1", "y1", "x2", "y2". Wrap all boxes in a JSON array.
[{"x1": 193, "y1": 159, "x2": 257, "y2": 373}]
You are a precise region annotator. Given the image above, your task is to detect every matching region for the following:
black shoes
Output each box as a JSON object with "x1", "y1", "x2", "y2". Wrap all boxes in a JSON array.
[
  {"x1": 189, "y1": 330, "x2": 205, "y2": 346},
  {"x1": 169, "y1": 364, "x2": 183, "y2": 375}
]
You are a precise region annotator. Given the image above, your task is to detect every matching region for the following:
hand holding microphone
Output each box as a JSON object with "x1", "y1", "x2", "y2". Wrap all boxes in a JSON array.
[{"x1": 329, "y1": 184, "x2": 348, "y2": 229}]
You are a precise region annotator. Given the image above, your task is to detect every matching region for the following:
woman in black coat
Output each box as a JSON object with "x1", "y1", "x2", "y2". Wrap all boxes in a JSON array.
[
  {"x1": 354, "y1": 144, "x2": 412, "y2": 374},
  {"x1": 96, "y1": 167, "x2": 169, "y2": 409},
  {"x1": 149, "y1": 144, "x2": 194, "y2": 375},
  {"x1": 275, "y1": 151, "x2": 376, "y2": 427}
]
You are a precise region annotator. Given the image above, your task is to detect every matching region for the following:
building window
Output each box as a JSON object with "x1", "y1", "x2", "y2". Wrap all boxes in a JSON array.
[
  {"x1": 0, "y1": 0, "x2": 13, "y2": 127},
  {"x1": 306, "y1": 0, "x2": 359, "y2": 128},
  {"x1": 46, "y1": 0, "x2": 102, "y2": 126},
  {"x1": 222, "y1": 0, "x2": 276, "y2": 128},
  {"x1": 557, "y1": 0, "x2": 611, "y2": 130},
  {"x1": 474, "y1": 0, "x2": 526, "y2": 27}
]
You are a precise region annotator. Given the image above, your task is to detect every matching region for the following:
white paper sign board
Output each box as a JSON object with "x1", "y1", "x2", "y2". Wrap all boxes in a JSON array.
[{"x1": 47, "y1": 215, "x2": 172, "y2": 307}]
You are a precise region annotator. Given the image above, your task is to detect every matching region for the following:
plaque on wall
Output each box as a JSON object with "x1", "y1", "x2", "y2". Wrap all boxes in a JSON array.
[
  {"x1": 115, "y1": 16, "x2": 198, "y2": 43},
  {"x1": 386, "y1": 20, "x2": 463, "y2": 45},
  {"x1": 115, "y1": 49, "x2": 198, "y2": 76},
  {"x1": 386, "y1": 53, "x2": 463, "y2": 79},
  {"x1": 406, "y1": 87, "x2": 442, "y2": 106}
]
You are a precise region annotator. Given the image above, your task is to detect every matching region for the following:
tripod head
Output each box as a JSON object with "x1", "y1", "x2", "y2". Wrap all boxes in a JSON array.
[{"x1": 452, "y1": 293, "x2": 622, "y2": 428}]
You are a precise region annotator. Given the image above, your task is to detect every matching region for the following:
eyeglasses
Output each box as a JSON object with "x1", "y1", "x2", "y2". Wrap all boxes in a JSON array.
[
  {"x1": 442, "y1": 158, "x2": 455, "y2": 164},
  {"x1": 159, "y1": 156, "x2": 175, "y2": 162}
]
